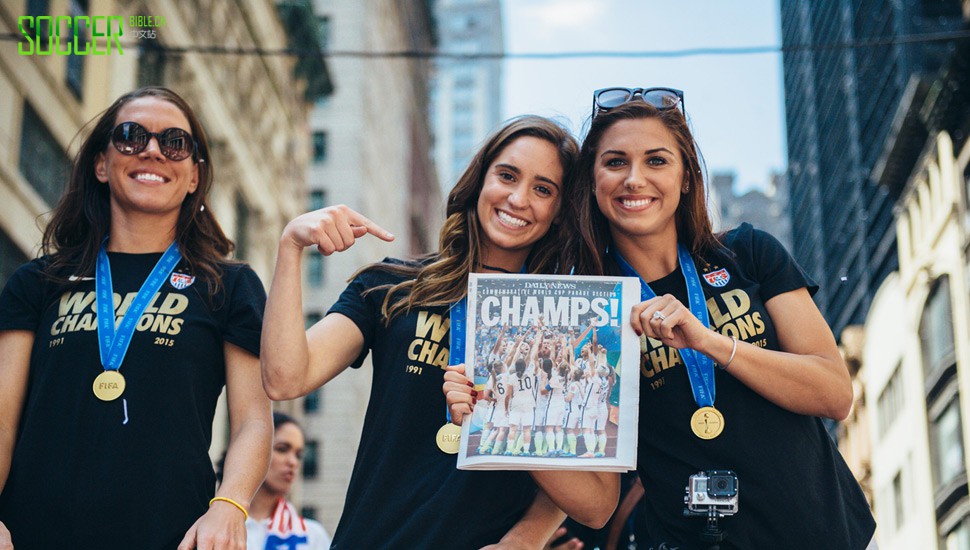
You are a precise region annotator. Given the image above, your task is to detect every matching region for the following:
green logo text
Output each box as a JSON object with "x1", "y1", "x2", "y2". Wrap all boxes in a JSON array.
[{"x1": 18, "y1": 15, "x2": 123, "y2": 56}]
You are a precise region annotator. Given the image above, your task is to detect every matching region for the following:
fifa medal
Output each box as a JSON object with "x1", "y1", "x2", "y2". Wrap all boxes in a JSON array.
[
  {"x1": 93, "y1": 370, "x2": 126, "y2": 401},
  {"x1": 690, "y1": 406, "x2": 724, "y2": 439},
  {"x1": 436, "y1": 423, "x2": 462, "y2": 454}
]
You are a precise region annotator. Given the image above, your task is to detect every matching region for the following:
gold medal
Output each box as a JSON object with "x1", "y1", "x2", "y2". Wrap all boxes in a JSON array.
[
  {"x1": 93, "y1": 370, "x2": 126, "y2": 401},
  {"x1": 690, "y1": 406, "x2": 724, "y2": 439},
  {"x1": 436, "y1": 423, "x2": 462, "y2": 454}
]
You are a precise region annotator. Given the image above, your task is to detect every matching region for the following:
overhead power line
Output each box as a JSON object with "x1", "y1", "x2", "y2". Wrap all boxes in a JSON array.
[{"x1": 3, "y1": 29, "x2": 969, "y2": 59}]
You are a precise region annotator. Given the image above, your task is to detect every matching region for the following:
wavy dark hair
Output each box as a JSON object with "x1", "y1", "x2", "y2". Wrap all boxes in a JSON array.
[
  {"x1": 568, "y1": 101, "x2": 721, "y2": 276},
  {"x1": 360, "y1": 115, "x2": 580, "y2": 321},
  {"x1": 41, "y1": 86, "x2": 234, "y2": 295}
]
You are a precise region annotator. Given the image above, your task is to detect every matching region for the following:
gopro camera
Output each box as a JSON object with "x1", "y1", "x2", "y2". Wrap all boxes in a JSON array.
[{"x1": 684, "y1": 470, "x2": 739, "y2": 516}]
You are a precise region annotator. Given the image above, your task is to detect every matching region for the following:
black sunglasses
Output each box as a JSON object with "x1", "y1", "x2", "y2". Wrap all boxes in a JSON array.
[
  {"x1": 592, "y1": 87, "x2": 685, "y2": 118},
  {"x1": 110, "y1": 121, "x2": 197, "y2": 162}
]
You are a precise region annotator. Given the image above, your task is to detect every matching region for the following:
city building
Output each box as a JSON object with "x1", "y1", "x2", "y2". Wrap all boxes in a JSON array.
[
  {"x1": 0, "y1": 0, "x2": 329, "y2": 480},
  {"x1": 779, "y1": 0, "x2": 965, "y2": 340},
  {"x1": 836, "y1": 324, "x2": 874, "y2": 507},
  {"x1": 859, "y1": 12, "x2": 970, "y2": 548},
  {"x1": 301, "y1": 0, "x2": 441, "y2": 531},
  {"x1": 430, "y1": 0, "x2": 503, "y2": 192},
  {"x1": 710, "y1": 171, "x2": 792, "y2": 250}
]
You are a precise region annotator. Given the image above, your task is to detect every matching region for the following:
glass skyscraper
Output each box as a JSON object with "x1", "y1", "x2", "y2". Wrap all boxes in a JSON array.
[{"x1": 779, "y1": 0, "x2": 964, "y2": 338}]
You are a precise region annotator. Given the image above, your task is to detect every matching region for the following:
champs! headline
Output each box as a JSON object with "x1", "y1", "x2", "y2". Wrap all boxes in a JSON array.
[{"x1": 478, "y1": 295, "x2": 621, "y2": 328}]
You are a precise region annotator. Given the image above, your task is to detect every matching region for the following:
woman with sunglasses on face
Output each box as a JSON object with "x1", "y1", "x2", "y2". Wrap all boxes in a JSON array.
[
  {"x1": 262, "y1": 115, "x2": 619, "y2": 549},
  {"x1": 0, "y1": 87, "x2": 272, "y2": 550},
  {"x1": 573, "y1": 89, "x2": 876, "y2": 549}
]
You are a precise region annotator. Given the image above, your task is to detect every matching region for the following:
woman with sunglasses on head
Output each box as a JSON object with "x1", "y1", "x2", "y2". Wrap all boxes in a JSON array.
[
  {"x1": 573, "y1": 88, "x2": 875, "y2": 548},
  {"x1": 262, "y1": 115, "x2": 619, "y2": 549},
  {"x1": 0, "y1": 87, "x2": 272, "y2": 550}
]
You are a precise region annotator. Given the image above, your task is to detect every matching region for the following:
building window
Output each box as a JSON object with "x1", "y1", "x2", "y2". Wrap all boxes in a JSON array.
[
  {"x1": 316, "y1": 15, "x2": 330, "y2": 50},
  {"x1": 892, "y1": 471, "x2": 905, "y2": 530},
  {"x1": 307, "y1": 255, "x2": 324, "y2": 287},
  {"x1": 920, "y1": 276, "x2": 955, "y2": 379},
  {"x1": 877, "y1": 363, "x2": 904, "y2": 438},
  {"x1": 304, "y1": 389, "x2": 321, "y2": 413},
  {"x1": 19, "y1": 102, "x2": 70, "y2": 206},
  {"x1": 305, "y1": 312, "x2": 322, "y2": 329},
  {"x1": 138, "y1": 43, "x2": 167, "y2": 87},
  {"x1": 300, "y1": 506, "x2": 318, "y2": 521},
  {"x1": 309, "y1": 190, "x2": 326, "y2": 210},
  {"x1": 312, "y1": 131, "x2": 327, "y2": 163},
  {"x1": 26, "y1": 0, "x2": 50, "y2": 41},
  {"x1": 303, "y1": 440, "x2": 319, "y2": 479},
  {"x1": 306, "y1": 190, "x2": 326, "y2": 286},
  {"x1": 27, "y1": 0, "x2": 49, "y2": 16},
  {"x1": 65, "y1": 0, "x2": 89, "y2": 99},
  {"x1": 931, "y1": 396, "x2": 966, "y2": 489},
  {"x1": 234, "y1": 193, "x2": 250, "y2": 260},
  {"x1": 1, "y1": 231, "x2": 28, "y2": 287}
]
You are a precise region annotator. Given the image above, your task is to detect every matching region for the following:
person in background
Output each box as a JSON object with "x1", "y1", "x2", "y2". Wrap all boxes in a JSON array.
[
  {"x1": 0, "y1": 86, "x2": 272, "y2": 550},
  {"x1": 241, "y1": 412, "x2": 331, "y2": 550}
]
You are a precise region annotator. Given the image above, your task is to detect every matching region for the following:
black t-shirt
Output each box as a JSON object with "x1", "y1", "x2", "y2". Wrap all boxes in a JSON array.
[
  {"x1": 327, "y1": 259, "x2": 537, "y2": 549},
  {"x1": 0, "y1": 253, "x2": 265, "y2": 550},
  {"x1": 634, "y1": 224, "x2": 875, "y2": 549}
]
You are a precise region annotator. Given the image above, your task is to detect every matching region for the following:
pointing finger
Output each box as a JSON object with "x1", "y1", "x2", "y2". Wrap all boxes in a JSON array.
[{"x1": 347, "y1": 212, "x2": 395, "y2": 242}]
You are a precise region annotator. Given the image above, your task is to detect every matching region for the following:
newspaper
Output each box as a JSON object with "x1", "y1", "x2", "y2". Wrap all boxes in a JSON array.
[{"x1": 457, "y1": 273, "x2": 640, "y2": 471}]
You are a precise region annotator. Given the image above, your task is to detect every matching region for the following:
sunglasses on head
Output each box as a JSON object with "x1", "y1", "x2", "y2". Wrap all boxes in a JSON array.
[
  {"x1": 592, "y1": 87, "x2": 685, "y2": 118},
  {"x1": 110, "y1": 121, "x2": 197, "y2": 162}
]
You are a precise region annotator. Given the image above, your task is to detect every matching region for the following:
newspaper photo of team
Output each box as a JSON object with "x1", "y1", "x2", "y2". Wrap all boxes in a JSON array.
[
  {"x1": 470, "y1": 321, "x2": 616, "y2": 458},
  {"x1": 458, "y1": 274, "x2": 640, "y2": 469}
]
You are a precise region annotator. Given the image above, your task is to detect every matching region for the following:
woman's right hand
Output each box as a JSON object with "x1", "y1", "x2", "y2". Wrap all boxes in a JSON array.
[
  {"x1": 443, "y1": 364, "x2": 476, "y2": 425},
  {"x1": 281, "y1": 204, "x2": 394, "y2": 255},
  {"x1": 0, "y1": 520, "x2": 13, "y2": 550}
]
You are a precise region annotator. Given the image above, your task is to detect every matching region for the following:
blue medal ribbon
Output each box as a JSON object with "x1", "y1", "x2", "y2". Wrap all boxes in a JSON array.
[
  {"x1": 448, "y1": 297, "x2": 467, "y2": 368},
  {"x1": 611, "y1": 244, "x2": 715, "y2": 407},
  {"x1": 446, "y1": 297, "x2": 467, "y2": 424},
  {"x1": 96, "y1": 241, "x2": 182, "y2": 372}
]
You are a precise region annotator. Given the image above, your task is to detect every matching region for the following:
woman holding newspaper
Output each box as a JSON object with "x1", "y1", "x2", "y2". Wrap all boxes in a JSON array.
[
  {"x1": 261, "y1": 115, "x2": 618, "y2": 548},
  {"x1": 571, "y1": 89, "x2": 876, "y2": 549}
]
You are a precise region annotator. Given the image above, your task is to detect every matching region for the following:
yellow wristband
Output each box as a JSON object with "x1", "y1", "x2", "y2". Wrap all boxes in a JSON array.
[{"x1": 209, "y1": 496, "x2": 249, "y2": 521}]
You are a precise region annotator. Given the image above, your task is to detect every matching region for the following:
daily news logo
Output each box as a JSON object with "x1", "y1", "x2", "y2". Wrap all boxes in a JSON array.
[{"x1": 17, "y1": 15, "x2": 165, "y2": 56}]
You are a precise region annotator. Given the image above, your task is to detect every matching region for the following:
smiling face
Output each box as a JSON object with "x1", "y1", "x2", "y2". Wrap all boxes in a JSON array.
[
  {"x1": 95, "y1": 97, "x2": 199, "y2": 222},
  {"x1": 475, "y1": 135, "x2": 564, "y2": 270},
  {"x1": 593, "y1": 117, "x2": 685, "y2": 246},
  {"x1": 263, "y1": 422, "x2": 305, "y2": 496}
]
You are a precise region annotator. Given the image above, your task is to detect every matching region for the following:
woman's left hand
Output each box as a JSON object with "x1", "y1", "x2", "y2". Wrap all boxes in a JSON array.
[
  {"x1": 177, "y1": 501, "x2": 248, "y2": 550},
  {"x1": 630, "y1": 294, "x2": 713, "y2": 351},
  {"x1": 443, "y1": 364, "x2": 476, "y2": 425}
]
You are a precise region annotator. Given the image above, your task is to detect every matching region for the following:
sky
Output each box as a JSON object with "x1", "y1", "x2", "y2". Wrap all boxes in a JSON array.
[{"x1": 499, "y1": 0, "x2": 786, "y2": 194}]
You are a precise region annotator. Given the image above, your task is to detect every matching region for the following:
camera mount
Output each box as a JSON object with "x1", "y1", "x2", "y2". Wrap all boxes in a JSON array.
[{"x1": 683, "y1": 470, "x2": 738, "y2": 550}]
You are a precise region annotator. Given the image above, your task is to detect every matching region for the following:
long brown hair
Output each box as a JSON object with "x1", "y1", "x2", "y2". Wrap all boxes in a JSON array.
[
  {"x1": 362, "y1": 115, "x2": 580, "y2": 321},
  {"x1": 41, "y1": 86, "x2": 234, "y2": 296},
  {"x1": 568, "y1": 101, "x2": 720, "y2": 276}
]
